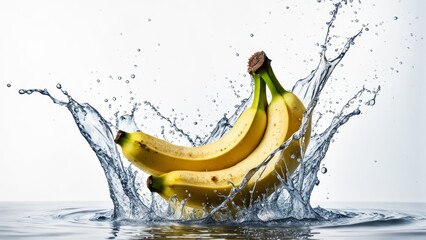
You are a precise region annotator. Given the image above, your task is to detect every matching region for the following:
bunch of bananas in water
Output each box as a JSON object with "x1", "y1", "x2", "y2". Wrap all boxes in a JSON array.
[{"x1": 115, "y1": 51, "x2": 311, "y2": 213}]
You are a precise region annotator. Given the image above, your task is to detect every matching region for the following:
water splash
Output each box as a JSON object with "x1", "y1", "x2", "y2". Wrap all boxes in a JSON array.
[
  {"x1": 19, "y1": 87, "x2": 150, "y2": 220},
  {"x1": 18, "y1": 1, "x2": 380, "y2": 223}
]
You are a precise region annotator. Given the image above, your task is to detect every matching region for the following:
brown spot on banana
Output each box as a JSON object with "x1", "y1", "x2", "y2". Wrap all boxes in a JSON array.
[{"x1": 138, "y1": 142, "x2": 150, "y2": 152}]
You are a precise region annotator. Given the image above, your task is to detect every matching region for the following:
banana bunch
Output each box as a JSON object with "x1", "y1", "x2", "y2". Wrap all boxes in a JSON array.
[{"x1": 115, "y1": 51, "x2": 311, "y2": 211}]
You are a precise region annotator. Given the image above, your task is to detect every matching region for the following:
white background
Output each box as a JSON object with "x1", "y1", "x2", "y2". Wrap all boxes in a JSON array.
[{"x1": 0, "y1": 0, "x2": 425, "y2": 203}]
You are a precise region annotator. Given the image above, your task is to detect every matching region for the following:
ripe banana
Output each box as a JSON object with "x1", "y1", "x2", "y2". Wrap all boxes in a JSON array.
[
  {"x1": 147, "y1": 51, "x2": 311, "y2": 210},
  {"x1": 115, "y1": 70, "x2": 268, "y2": 176}
]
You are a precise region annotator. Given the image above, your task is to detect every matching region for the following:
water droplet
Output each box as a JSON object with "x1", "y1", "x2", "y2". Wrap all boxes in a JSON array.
[
  {"x1": 148, "y1": 18, "x2": 151, "y2": 22},
  {"x1": 97, "y1": 79, "x2": 100, "y2": 83},
  {"x1": 104, "y1": 99, "x2": 108, "y2": 102},
  {"x1": 6, "y1": 83, "x2": 11, "y2": 87},
  {"x1": 56, "y1": 83, "x2": 62, "y2": 89},
  {"x1": 118, "y1": 76, "x2": 122, "y2": 80},
  {"x1": 125, "y1": 80, "x2": 130, "y2": 84},
  {"x1": 366, "y1": 99, "x2": 375, "y2": 106},
  {"x1": 112, "y1": 97, "x2": 116, "y2": 101},
  {"x1": 137, "y1": 48, "x2": 141, "y2": 52},
  {"x1": 286, "y1": 6, "x2": 289, "y2": 9},
  {"x1": 393, "y1": 16, "x2": 398, "y2": 20},
  {"x1": 193, "y1": 121, "x2": 198, "y2": 125},
  {"x1": 19, "y1": 89, "x2": 25, "y2": 94},
  {"x1": 315, "y1": 180, "x2": 320, "y2": 186},
  {"x1": 250, "y1": 33, "x2": 254, "y2": 37},
  {"x1": 321, "y1": 167, "x2": 327, "y2": 174},
  {"x1": 131, "y1": 74, "x2": 135, "y2": 79},
  {"x1": 235, "y1": 53, "x2": 239, "y2": 57},
  {"x1": 365, "y1": 27, "x2": 369, "y2": 31}
]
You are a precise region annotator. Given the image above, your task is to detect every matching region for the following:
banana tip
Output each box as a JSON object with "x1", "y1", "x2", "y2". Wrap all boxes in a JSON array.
[
  {"x1": 248, "y1": 51, "x2": 270, "y2": 74},
  {"x1": 114, "y1": 130, "x2": 124, "y2": 144},
  {"x1": 147, "y1": 175, "x2": 155, "y2": 192}
]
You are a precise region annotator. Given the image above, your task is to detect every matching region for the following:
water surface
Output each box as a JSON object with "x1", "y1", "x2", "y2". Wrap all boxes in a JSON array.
[{"x1": 1, "y1": 202, "x2": 425, "y2": 239}]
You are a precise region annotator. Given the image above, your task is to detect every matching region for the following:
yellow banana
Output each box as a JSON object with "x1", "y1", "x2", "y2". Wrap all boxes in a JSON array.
[
  {"x1": 115, "y1": 69, "x2": 268, "y2": 176},
  {"x1": 147, "y1": 51, "x2": 311, "y2": 210}
]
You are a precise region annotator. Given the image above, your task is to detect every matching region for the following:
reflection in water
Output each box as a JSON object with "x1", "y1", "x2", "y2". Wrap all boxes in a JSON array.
[
  {"x1": 109, "y1": 221, "x2": 121, "y2": 240},
  {"x1": 107, "y1": 222, "x2": 314, "y2": 240}
]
